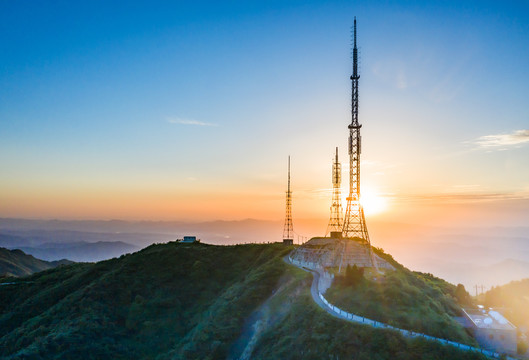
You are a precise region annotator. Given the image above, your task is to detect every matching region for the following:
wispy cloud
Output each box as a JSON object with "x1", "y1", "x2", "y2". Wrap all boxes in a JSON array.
[
  {"x1": 372, "y1": 60, "x2": 408, "y2": 90},
  {"x1": 393, "y1": 190, "x2": 529, "y2": 204},
  {"x1": 296, "y1": 188, "x2": 333, "y2": 199},
  {"x1": 472, "y1": 129, "x2": 529, "y2": 149},
  {"x1": 167, "y1": 117, "x2": 218, "y2": 127},
  {"x1": 361, "y1": 159, "x2": 398, "y2": 169}
]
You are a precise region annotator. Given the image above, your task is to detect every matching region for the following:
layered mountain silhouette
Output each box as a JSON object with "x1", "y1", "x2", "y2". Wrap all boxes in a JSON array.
[{"x1": 0, "y1": 247, "x2": 72, "y2": 277}]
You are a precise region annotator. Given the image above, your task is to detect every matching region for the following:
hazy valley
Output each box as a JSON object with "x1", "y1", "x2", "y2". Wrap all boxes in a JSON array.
[{"x1": 2, "y1": 217, "x2": 528, "y2": 292}]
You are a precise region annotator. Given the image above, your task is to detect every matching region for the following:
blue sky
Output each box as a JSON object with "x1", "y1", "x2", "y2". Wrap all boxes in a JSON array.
[{"x1": 1, "y1": 0, "x2": 528, "y2": 223}]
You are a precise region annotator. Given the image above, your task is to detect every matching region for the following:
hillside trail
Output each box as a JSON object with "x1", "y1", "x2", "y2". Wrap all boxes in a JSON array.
[{"x1": 226, "y1": 257, "x2": 306, "y2": 360}]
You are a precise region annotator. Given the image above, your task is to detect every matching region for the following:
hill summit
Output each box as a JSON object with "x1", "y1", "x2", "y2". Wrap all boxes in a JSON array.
[{"x1": 0, "y1": 242, "x2": 487, "y2": 359}]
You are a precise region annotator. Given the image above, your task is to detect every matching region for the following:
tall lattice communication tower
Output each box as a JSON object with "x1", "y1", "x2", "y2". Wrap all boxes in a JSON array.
[
  {"x1": 326, "y1": 147, "x2": 343, "y2": 235},
  {"x1": 287, "y1": 17, "x2": 391, "y2": 272},
  {"x1": 342, "y1": 17, "x2": 371, "y2": 250},
  {"x1": 283, "y1": 156, "x2": 294, "y2": 243}
]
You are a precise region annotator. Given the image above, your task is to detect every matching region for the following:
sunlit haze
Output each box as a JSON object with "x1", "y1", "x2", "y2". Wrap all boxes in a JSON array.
[{"x1": 1, "y1": 1, "x2": 528, "y2": 231}]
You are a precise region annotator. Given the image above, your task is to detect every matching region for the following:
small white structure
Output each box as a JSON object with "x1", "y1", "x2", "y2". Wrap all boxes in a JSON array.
[
  {"x1": 462, "y1": 307, "x2": 517, "y2": 354},
  {"x1": 179, "y1": 236, "x2": 199, "y2": 243}
]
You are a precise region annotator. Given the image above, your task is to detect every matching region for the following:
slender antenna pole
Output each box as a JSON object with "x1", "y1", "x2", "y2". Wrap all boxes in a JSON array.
[
  {"x1": 283, "y1": 156, "x2": 294, "y2": 242},
  {"x1": 288, "y1": 156, "x2": 290, "y2": 193}
]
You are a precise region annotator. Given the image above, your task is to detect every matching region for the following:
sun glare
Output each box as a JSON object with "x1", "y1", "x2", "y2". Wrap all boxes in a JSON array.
[
  {"x1": 360, "y1": 187, "x2": 388, "y2": 215},
  {"x1": 339, "y1": 186, "x2": 388, "y2": 216}
]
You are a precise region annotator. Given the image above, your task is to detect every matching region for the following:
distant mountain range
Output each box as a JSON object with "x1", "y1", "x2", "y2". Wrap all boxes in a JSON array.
[
  {"x1": 0, "y1": 217, "x2": 282, "y2": 246},
  {"x1": 0, "y1": 228, "x2": 171, "y2": 248},
  {"x1": 2, "y1": 217, "x2": 529, "y2": 288},
  {"x1": 0, "y1": 247, "x2": 72, "y2": 277},
  {"x1": 17, "y1": 241, "x2": 140, "y2": 263},
  {"x1": 0, "y1": 218, "x2": 283, "y2": 262}
]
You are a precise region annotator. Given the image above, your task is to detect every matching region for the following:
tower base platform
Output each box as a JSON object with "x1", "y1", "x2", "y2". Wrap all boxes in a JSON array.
[{"x1": 289, "y1": 233, "x2": 394, "y2": 273}]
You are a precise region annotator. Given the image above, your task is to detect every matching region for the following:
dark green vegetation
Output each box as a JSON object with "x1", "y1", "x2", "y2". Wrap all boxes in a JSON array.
[
  {"x1": 326, "y1": 247, "x2": 477, "y2": 345},
  {"x1": 0, "y1": 247, "x2": 72, "y2": 277},
  {"x1": 455, "y1": 283, "x2": 473, "y2": 306},
  {"x1": 340, "y1": 264, "x2": 364, "y2": 287},
  {"x1": 0, "y1": 243, "x2": 486, "y2": 359},
  {"x1": 252, "y1": 283, "x2": 487, "y2": 360},
  {"x1": 0, "y1": 242, "x2": 291, "y2": 359}
]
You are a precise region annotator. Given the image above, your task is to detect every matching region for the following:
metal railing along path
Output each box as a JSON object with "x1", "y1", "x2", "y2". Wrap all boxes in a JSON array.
[{"x1": 287, "y1": 255, "x2": 515, "y2": 360}]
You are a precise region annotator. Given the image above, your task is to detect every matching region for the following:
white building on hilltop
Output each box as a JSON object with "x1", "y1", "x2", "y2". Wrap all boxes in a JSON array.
[{"x1": 462, "y1": 307, "x2": 517, "y2": 354}]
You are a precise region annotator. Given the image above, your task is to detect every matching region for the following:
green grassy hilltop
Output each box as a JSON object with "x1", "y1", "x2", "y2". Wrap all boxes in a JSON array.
[{"x1": 0, "y1": 242, "x2": 486, "y2": 360}]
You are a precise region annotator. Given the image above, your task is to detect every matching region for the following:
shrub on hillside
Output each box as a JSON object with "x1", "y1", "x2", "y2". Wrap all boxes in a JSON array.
[{"x1": 343, "y1": 264, "x2": 364, "y2": 287}]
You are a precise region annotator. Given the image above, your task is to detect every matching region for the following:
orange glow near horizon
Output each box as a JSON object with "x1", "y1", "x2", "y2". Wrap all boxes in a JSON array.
[{"x1": 1, "y1": 178, "x2": 528, "y2": 228}]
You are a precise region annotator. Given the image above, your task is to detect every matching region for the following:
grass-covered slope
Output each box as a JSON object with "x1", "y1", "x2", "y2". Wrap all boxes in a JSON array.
[
  {"x1": 0, "y1": 242, "x2": 291, "y2": 359},
  {"x1": 325, "y1": 247, "x2": 476, "y2": 345},
  {"x1": 0, "y1": 247, "x2": 72, "y2": 277},
  {"x1": 252, "y1": 273, "x2": 486, "y2": 360},
  {"x1": 0, "y1": 242, "x2": 486, "y2": 359}
]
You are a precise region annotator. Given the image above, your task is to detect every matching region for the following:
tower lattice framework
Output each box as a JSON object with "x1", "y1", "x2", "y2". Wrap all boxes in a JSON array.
[
  {"x1": 342, "y1": 17, "x2": 371, "y2": 250},
  {"x1": 283, "y1": 156, "x2": 294, "y2": 241},
  {"x1": 326, "y1": 147, "x2": 343, "y2": 235}
]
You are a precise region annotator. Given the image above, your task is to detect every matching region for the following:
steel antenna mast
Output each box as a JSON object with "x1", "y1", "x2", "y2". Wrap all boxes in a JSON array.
[
  {"x1": 326, "y1": 147, "x2": 343, "y2": 235},
  {"x1": 342, "y1": 18, "x2": 372, "y2": 254},
  {"x1": 283, "y1": 156, "x2": 294, "y2": 243}
]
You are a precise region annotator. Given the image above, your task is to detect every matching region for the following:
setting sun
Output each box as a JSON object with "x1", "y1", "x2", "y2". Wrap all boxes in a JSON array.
[
  {"x1": 339, "y1": 186, "x2": 388, "y2": 216},
  {"x1": 360, "y1": 187, "x2": 388, "y2": 215}
]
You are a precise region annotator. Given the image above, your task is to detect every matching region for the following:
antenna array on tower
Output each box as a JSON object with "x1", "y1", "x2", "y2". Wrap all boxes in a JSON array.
[{"x1": 326, "y1": 147, "x2": 343, "y2": 236}]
